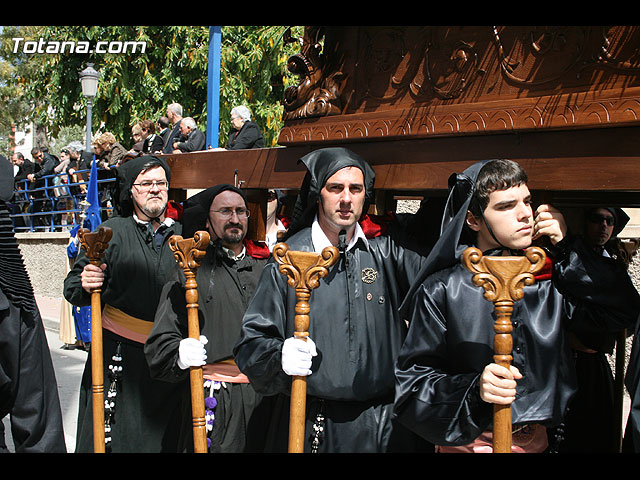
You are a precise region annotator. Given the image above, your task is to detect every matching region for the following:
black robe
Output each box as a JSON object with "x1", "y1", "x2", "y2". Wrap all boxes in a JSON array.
[
  {"x1": 233, "y1": 226, "x2": 431, "y2": 452},
  {"x1": 63, "y1": 214, "x2": 183, "y2": 452},
  {"x1": 0, "y1": 198, "x2": 66, "y2": 452},
  {"x1": 624, "y1": 299, "x2": 640, "y2": 452},
  {"x1": 393, "y1": 235, "x2": 640, "y2": 448},
  {"x1": 145, "y1": 243, "x2": 270, "y2": 452},
  {"x1": 226, "y1": 121, "x2": 264, "y2": 150}
]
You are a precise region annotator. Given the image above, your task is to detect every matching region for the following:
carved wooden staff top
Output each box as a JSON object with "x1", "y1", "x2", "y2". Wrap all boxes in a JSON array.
[
  {"x1": 168, "y1": 230, "x2": 210, "y2": 453},
  {"x1": 462, "y1": 246, "x2": 546, "y2": 453},
  {"x1": 78, "y1": 226, "x2": 113, "y2": 453},
  {"x1": 79, "y1": 227, "x2": 113, "y2": 268},
  {"x1": 272, "y1": 242, "x2": 340, "y2": 453}
]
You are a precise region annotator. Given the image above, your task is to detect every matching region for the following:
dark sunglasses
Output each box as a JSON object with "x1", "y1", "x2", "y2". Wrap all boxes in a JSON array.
[{"x1": 588, "y1": 213, "x2": 615, "y2": 226}]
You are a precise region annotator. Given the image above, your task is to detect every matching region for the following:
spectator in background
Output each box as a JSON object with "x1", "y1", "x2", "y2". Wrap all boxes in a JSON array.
[
  {"x1": 162, "y1": 103, "x2": 184, "y2": 154},
  {"x1": 225, "y1": 106, "x2": 264, "y2": 150},
  {"x1": 172, "y1": 117, "x2": 205, "y2": 153},
  {"x1": 12, "y1": 152, "x2": 37, "y2": 185},
  {"x1": 139, "y1": 119, "x2": 164, "y2": 154},
  {"x1": 27, "y1": 147, "x2": 59, "y2": 183},
  {"x1": 94, "y1": 132, "x2": 127, "y2": 168},
  {"x1": 54, "y1": 149, "x2": 71, "y2": 174},
  {"x1": 129, "y1": 123, "x2": 145, "y2": 154},
  {"x1": 66, "y1": 141, "x2": 93, "y2": 193},
  {"x1": 156, "y1": 117, "x2": 171, "y2": 150}
]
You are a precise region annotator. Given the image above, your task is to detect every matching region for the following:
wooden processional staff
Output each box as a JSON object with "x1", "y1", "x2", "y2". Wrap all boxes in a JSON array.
[
  {"x1": 78, "y1": 226, "x2": 113, "y2": 453},
  {"x1": 168, "y1": 231, "x2": 211, "y2": 453},
  {"x1": 462, "y1": 246, "x2": 546, "y2": 453},
  {"x1": 272, "y1": 242, "x2": 340, "y2": 453}
]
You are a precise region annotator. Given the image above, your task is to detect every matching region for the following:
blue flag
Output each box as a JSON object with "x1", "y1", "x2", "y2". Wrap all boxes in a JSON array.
[{"x1": 84, "y1": 155, "x2": 101, "y2": 231}]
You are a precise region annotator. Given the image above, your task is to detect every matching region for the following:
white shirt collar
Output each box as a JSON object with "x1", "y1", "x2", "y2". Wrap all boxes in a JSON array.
[
  {"x1": 133, "y1": 213, "x2": 175, "y2": 231},
  {"x1": 311, "y1": 215, "x2": 367, "y2": 254}
]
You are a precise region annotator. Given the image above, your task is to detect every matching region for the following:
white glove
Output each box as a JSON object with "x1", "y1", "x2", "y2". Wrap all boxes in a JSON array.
[
  {"x1": 281, "y1": 336, "x2": 317, "y2": 376},
  {"x1": 177, "y1": 335, "x2": 208, "y2": 370}
]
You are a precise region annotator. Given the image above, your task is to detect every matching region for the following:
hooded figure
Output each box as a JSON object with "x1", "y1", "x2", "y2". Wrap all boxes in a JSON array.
[
  {"x1": 234, "y1": 147, "x2": 432, "y2": 453},
  {"x1": 145, "y1": 184, "x2": 271, "y2": 452},
  {"x1": 558, "y1": 205, "x2": 632, "y2": 453},
  {"x1": 0, "y1": 156, "x2": 66, "y2": 452},
  {"x1": 393, "y1": 159, "x2": 640, "y2": 453},
  {"x1": 113, "y1": 154, "x2": 172, "y2": 218},
  {"x1": 284, "y1": 147, "x2": 376, "y2": 241},
  {"x1": 63, "y1": 154, "x2": 184, "y2": 453}
]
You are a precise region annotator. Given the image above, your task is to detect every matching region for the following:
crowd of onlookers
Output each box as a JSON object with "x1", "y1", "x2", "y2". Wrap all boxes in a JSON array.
[{"x1": 8, "y1": 103, "x2": 265, "y2": 231}]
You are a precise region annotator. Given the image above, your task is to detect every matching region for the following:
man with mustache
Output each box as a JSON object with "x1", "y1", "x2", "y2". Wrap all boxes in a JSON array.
[
  {"x1": 64, "y1": 156, "x2": 184, "y2": 452},
  {"x1": 234, "y1": 147, "x2": 434, "y2": 453},
  {"x1": 145, "y1": 185, "x2": 271, "y2": 453}
]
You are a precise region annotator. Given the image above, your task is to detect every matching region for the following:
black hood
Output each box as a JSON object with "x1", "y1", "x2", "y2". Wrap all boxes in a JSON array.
[
  {"x1": 181, "y1": 184, "x2": 248, "y2": 239},
  {"x1": 284, "y1": 147, "x2": 376, "y2": 240},
  {"x1": 114, "y1": 155, "x2": 172, "y2": 217},
  {"x1": 600, "y1": 207, "x2": 630, "y2": 238},
  {"x1": 399, "y1": 160, "x2": 491, "y2": 316}
]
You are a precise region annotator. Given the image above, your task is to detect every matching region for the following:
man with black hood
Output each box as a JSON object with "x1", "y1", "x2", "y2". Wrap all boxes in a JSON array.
[
  {"x1": 145, "y1": 184, "x2": 272, "y2": 452},
  {"x1": 63, "y1": 155, "x2": 184, "y2": 452},
  {"x1": 558, "y1": 206, "x2": 634, "y2": 452},
  {"x1": 233, "y1": 147, "x2": 432, "y2": 453},
  {"x1": 393, "y1": 159, "x2": 640, "y2": 453},
  {"x1": 0, "y1": 156, "x2": 66, "y2": 452}
]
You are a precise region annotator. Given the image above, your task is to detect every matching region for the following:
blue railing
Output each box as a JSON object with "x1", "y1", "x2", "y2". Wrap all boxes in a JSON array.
[{"x1": 9, "y1": 169, "x2": 116, "y2": 233}]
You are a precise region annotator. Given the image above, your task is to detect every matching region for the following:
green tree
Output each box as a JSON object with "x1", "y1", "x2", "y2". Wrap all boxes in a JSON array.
[{"x1": 1, "y1": 25, "x2": 303, "y2": 150}]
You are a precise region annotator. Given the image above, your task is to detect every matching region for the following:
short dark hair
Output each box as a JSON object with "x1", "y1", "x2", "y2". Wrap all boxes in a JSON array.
[{"x1": 469, "y1": 159, "x2": 528, "y2": 217}]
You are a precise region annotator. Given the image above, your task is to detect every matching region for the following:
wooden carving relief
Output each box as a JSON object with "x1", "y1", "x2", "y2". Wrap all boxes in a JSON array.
[
  {"x1": 282, "y1": 26, "x2": 343, "y2": 120},
  {"x1": 279, "y1": 26, "x2": 640, "y2": 145}
]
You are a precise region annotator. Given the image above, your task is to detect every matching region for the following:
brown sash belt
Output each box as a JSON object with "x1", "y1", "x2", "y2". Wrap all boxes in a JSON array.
[
  {"x1": 102, "y1": 305, "x2": 249, "y2": 384},
  {"x1": 102, "y1": 304, "x2": 154, "y2": 344},
  {"x1": 203, "y1": 359, "x2": 249, "y2": 384}
]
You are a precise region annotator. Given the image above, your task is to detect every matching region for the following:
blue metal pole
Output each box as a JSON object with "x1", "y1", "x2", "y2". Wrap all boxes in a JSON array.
[{"x1": 207, "y1": 26, "x2": 222, "y2": 149}]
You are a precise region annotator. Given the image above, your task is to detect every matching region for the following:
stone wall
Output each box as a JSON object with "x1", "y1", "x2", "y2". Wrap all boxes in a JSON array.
[{"x1": 16, "y1": 232, "x2": 70, "y2": 298}]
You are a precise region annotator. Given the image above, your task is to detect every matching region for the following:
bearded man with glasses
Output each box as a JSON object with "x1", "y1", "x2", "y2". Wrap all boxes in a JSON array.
[
  {"x1": 64, "y1": 156, "x2": 185, "y2": 453},
  {"x1": 145, "y1": 184, "x2": 272, "y2": 452}
]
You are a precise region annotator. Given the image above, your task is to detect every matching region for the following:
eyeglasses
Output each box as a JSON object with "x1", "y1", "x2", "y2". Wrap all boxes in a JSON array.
[
  {"x1": 132, "y1": 180, "x2": 169, "y2": 192},
  {"x1": 212, "y1": 208, "x2": 250, "y2": 219},
  {"x1": 588, "y1": 213, "x2": 614, "y2": 226}
]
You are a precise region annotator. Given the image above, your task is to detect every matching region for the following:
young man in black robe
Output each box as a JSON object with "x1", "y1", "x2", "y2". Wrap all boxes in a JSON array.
[
  {"x1": 0, "y1": 156, "x2": 66, "y2": 452},
  {"x1": 144, "y1": 184, "x2": 272, "y2": 452},
  {"x1": 63, "y1": 155, "x2": 184, "y2": 452},
  {"x1": 233, "y1": 147, "x2": 435, "y2": 453},
  {"x1": 393, "y1": 159, "x2": 640, "y2": 453}
]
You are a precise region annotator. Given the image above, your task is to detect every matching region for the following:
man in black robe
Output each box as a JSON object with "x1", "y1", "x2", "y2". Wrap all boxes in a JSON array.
[
  {"x1": 145, "y1": 184, "x2": 272, "y2": 452},
  {"x1": 559, "y1": 206, "x2": 632, "y2": 452},
  {"x1": 393, "y1": 159, "x2": 640, "y2": 452},
  {"x1": 63, "y1": 155, "x2": 184, "y2": 452},
  {"x1": 233, "y1": 147, "x2": 434, "y2": 453},
  {"x1": 0, "y1": 156, "x2": 66, "y2": 452}
]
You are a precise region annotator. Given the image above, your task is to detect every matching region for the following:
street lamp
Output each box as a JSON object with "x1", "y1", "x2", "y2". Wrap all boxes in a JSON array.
[{"x1": 79, "y1": 63, "x2": 101, "y2": 152}]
